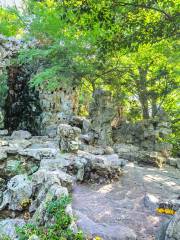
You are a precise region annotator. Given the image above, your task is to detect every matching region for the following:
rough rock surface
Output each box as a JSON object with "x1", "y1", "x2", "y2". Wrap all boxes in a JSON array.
[
  {"x1": 89, "y1": 89, "x2": 116, "y2": 146},
  {"x1": 113, "y1": 119, "x2": 172, "y2": 154},
  {"x1": 11, "y1": 130, "x2": 32, "y2": 139},
  {"x1": 30, "y1": 169, "x2": 70, "y2": 226},
  {"x1": 0, "y1": 174, "x2": 33, "y2": 211},
  {"x1": 164, "y1": 209, "x2": 180, "y2": 240},
  {"x1": 167, "y1": 157, "x2": 180, "y2": 169},
  {"x1": 0, "y1": 129, "x2": 8, "y2": 136},
  {"x1": 58, "y1": 124, "x2": 81, "y2": 153},
  {"x1": 0, "y1": 35, "x2": 80, "y2": 135},
  {"x1": 65, "y1": 151, "x2": 125, "y2": 183},
  {"x1": 0, "y1": 219, "x2": 25, "y2": 239},
  {"x1": 114, "y1": 143, "x2": 167, "y2": 167},
  {"x1": 5, "y1": 64, "x2": 42, "y2": 134},
  {"x1": 0, "y1": 150, "x2": 40, "y2": 179},
  {"x1": 39, "y1": 88, "x2": 79, "y2": 135},
  {"x1": 75, "y1": 210, "x2": 137, "y2": 240},
  {"x1": 0, "y1": 126, "x2": 179, "y2": 239}
]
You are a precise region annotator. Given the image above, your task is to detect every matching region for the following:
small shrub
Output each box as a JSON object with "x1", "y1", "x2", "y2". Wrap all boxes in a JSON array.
[{"x1": 16, "y1": 195, "x2": 85, "y2": 240}]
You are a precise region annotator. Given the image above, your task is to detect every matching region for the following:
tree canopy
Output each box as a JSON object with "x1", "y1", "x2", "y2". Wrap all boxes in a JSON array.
[{"x1": 0, "y1": 0, "x2": 179, "y2": 152}]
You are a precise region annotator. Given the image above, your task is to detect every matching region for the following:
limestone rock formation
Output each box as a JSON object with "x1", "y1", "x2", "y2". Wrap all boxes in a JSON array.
[
  {"x1": 30, "y1": 169, "x2": 71, "y2": 226},
  {"x1": 0, "y1": 219, "x2": 25, "y2": 240},
  {"x1": 89, "y1": 89, "x2": 116, "y2": 146},
  {"x1": 11, "y1": 130, "x2": 32, "y2": 139},
  {"x1": 165, "y1": 209, "x2": 180, "y2": 240},
  {"x1": 75, "y1": 210, "x2": 137, "y2": 240},
  {"x1": 0, "y1": 35, "x2": 80, "y2": 136},
  {"x1": 0, "y1": 174, "x2": 33, "y2": 211},
  {"x1": 67, "y1": 151, "x2": 125, "y2": 183},
  {"x1": 114, "y1": 143, "x2": 167, "y2": 167},
  {"x1": 167, "y1": 157, "x2": 180, "y2": 169},
  {"x1": 0, "y1": 149, "x2": 40, "y2": 179},
  {"x1": 0, "y1": 129, "x2": 8, "y2": 136},
  {"x1": 39, "y1": 88, "x2": 79, "y2": 136},
  {"x1": 58, "y1": 124, "x2": 81, "y2": 153},
  {"x1": 113, "y1": 119, "x2": 172, "y2": 153},
  {"x1": 143, "y1": 193, "x2": 159, "y2": 210}
]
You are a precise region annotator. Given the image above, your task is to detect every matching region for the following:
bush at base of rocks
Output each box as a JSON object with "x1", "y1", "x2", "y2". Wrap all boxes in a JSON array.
[{"x1": 16, "y1": 195, "x2": 85, "y2": 240}]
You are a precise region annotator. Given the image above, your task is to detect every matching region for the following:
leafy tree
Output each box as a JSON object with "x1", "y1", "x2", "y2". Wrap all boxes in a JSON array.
[
  {"x1": 0, "y1": 7, "x2": 24, "y2": 36},
  {"x1": 0, "y1": 0, "x2": 179, "y2": 152}
]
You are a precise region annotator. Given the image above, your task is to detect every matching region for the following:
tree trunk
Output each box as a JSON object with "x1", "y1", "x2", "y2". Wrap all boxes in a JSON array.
[
  {"x1": 151, "y1": 95, "x2": 158, "y2": 117},
  {"x1": 136, "y1": 67, "x2": 150, "y2": 119}
]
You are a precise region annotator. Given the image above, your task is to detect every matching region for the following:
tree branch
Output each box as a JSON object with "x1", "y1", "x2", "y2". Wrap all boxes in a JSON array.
[{"x1": 116, "y1": 1, "x2": 173, "y2": 20}]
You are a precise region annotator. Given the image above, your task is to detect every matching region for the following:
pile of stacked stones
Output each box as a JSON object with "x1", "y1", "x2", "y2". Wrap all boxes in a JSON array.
[
  {"x1": 0, "y1": 125, "x2": 125, "y2": 239},
  {"x1": 112, "y1": 119, "x2": 173, "y2": 167}
]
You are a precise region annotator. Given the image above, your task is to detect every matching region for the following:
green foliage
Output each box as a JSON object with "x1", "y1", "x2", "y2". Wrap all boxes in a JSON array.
[
  {"x1": 2, "y1": 235, "x2": 11, "y2": 240},
  {"x1": 163, "y1": 90, "x2": 180, "y2": 156},
  {"x1": 0, "y1": 7, "x2": 23, "y2": 36},
  {"x1": 16, "y1": 195, "x2": 85, "y2": 240},
  {"x1": 0, "y1": 0, "x2": 179, "y2": 153}
]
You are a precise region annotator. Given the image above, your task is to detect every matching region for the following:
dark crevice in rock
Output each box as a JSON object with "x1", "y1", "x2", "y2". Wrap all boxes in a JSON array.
[
  {"x1": 0, "y1": 209, "x2": 27, "y2": 220},
  {"x1": 4, "y1": 65, "x2": 42, "y2": 135}
]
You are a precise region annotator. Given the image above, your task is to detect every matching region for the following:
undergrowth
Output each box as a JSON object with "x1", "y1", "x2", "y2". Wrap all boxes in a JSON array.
[{"x1": 16, "y1": 195, "x2": 85, "y2": 240}]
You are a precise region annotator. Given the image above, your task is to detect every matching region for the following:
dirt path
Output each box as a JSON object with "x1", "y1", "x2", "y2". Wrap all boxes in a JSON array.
[{"x1": 72, "y1": 163, "x2": 180, "y2": 240}]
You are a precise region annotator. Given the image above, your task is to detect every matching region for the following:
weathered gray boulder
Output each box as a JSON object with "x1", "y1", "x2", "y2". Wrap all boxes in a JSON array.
[
  {"x1": 30, "y1": 184, "x2": 69, "y2": 226},
  {"x1": 114, "y1": 143, "x2": 140, "y2": 161},
  {"x1": 0, "y1": 139, "x2": 9, "y2": 147},
  {"x1": 0, "y1": 150, "x2": 40, "y2": 179},
  {"x1": 137, "y1": 151, "x2": 166, "y2": 167},
  {"x1": 11, "y1": 130, "x2": 32, "y2": 139},
  {"x1": 70, "y1": 115, "x2": 84, "y2": 129},
  {"x1": 30, "y1": 169, "x2": 70, "y2": 225},
  {"x1": 87, "y1": 154, "x2": 125, "y2": 183},
  {"x1": 38, "y1": 88, "x2": 78, "y2": 135},
  {"x1": 32, "y1": 168, "x2": 73, "y2": 192},
  {"x1": 167, "y1": 157, "x2": 180, "y2": 169},
  {"x1": 163, "y1": 209, "x2": 180, "y2": 240},
  {"x1": 0, "y1": 129, "x2": 8, "y2": 136},
  {"x1": 45, "y1": 124, "x2": 57, "y2": 138},
  {"x1": 70, "y1": 116, "x2": 91, "y2": 134},
  {"x1": 40, "y1": 155, "x2": 70, "y2": 171},
  {"x1": 0, "y1": 150, "x2": 7, "y2": 161},
  {"x1": 177, "y1": 160, "x2": 180, "y2": 169},
  {"x1": 69, "y1": 152, "x2": 125, "y2": 183},
  {"x1": 0, "y1": 219, "x2": 25, "y2": 240},
  {"x1": 80, "y1": 132, "x2": 95, "y2": 145},
  {"x1": 58, "y1": 124, "x2": 81, "y2": 153},
  {"x1": 104, "y1": 146, "x2": 114, "y2": 155},
  {"x1": 7, "y1": 139, "x2": 32, "y2": 151},
  {"x1": 19, "y1": 145, "x2": 57, "y2": 160},
  {"x1": 0, "y1": 174, "x2": 33, "y2": 211},
  {"x1": 82, "y1": 118, "x2": 91, "y2": 133},
  {"x1": 30, "y1": 185, "x2": 68, "y2": 225},
  {"x1": 75, "y1": 211, "x2": 137, "y2": 240},
  {"x1": 114, "y1": 143, "x2": 166, "y2": 167},
  {"x1": 113, "y1": 119, "x2": 172, "y2": 157},
  {"x1": 144, "y1": 193, "x2": 159, "y2": 210}
]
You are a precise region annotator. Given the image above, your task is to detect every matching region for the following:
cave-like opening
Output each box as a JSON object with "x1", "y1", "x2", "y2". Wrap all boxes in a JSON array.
[{"x1": 4, "y1": 65, "x2": 42, "y2": 135}]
